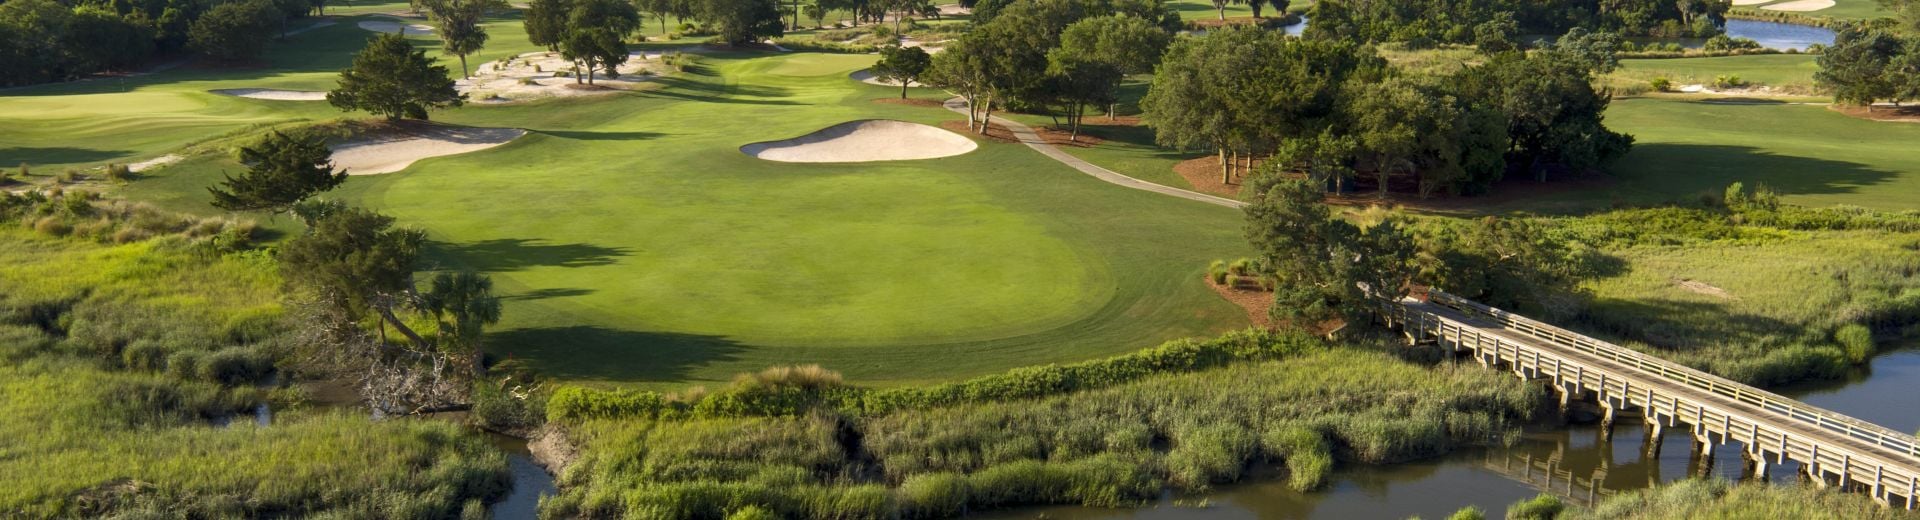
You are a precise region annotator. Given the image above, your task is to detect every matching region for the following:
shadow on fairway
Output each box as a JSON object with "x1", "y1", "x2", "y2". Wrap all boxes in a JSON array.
[
  {"x1": 487, "y1": 326, "x2": 751, "y2": 384},
  {"x1": 0, "y1": 147, "x2": 134, "y2": 166},
  {"x1": 505, "y1": 287, "x2": 596, "y2": 301},
  {"x1": 426, "y1": 238, "x2": 630, "y2": 271},
  {"x1": 638, "y1": 76, "x2": 800, "y2": 106},
  {"x1": 539, "y1": 130, "x2": 667, "y2": 141},
  {"x1": 1616, "y1": 143, "x2": 1896, "y2": 200}
]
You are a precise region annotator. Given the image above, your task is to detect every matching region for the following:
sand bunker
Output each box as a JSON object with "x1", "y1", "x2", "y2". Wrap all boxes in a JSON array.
[
  {"x1": 849, "y1": 69, "x2": 921, "y2": 87},
  {"x1": 461, "y1": 51, "x2": 663, "y2": 102},
  {"x1": 210, "y1": 88, "x2": 327, "y2": 101},
  {"x1": 1762, "y1": 0, "x2": 1834, "y2": 10},
  {"x1": 741, "y1": 120, "x2": 976, "y2": 163},
  {"x1": 127, "y1": 154, "x2": 182, "y2": 172},
  {"x1": 330, "y1": 125, "x2": 525, "y2": 175},
  {"x1": 358, "y1": 20, "x2": 435, "y2": 34}
]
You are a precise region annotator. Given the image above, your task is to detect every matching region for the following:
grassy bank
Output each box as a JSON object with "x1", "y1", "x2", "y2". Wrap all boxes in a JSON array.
[
  {"x1": 539, "y1": 339, "x2": 1540, "y2": 519},
  {"x1": 1565, "y1": 478, "x2": 1912, "y2": 519},
  {"x1": 0, "y1": 197, "x2": 508, "y2": 517}
]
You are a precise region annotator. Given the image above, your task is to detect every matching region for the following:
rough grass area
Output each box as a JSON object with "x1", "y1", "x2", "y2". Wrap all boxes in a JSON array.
[
  {"x1": 1612, "y1": 54, "x2": 1821, "y2": 92},
  {"x1": 1569, "y1": 478, "x2": 1912, "y2": 519},
  {"x1": 541, "y1": 347, "x2": 1539, "y2": 519},
  {"x1": 0, "y1": 226, "x2": 508, "y2": 517}
]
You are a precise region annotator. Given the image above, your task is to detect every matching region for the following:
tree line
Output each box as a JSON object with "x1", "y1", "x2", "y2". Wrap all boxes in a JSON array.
[
  {"x1": 922, "y1": 0, "x2": 1181, "y2": 140},
  {"x1": 0, "y1": 0, "x2": 329, "y2": 86},
  {"x1": 1306, "y1": 0, "x2": 1731, "y2": 48},
  {"x1": 1144, "y1": 26, "x2": 1632, "y2": 197}
]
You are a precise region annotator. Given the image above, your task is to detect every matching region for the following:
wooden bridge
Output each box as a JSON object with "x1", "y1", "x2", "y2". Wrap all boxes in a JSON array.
[{"x1": 1383, "y1": 290, "x2": 1920, "y2": 508}]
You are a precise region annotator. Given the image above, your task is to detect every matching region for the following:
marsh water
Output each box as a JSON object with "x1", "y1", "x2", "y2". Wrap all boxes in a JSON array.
[
  {"x1": 490, "y1": 434, "x2": 560, "y2": 520},
  {"x1": 974, "y1": 348, "x2": 1920, "y2": 519}
]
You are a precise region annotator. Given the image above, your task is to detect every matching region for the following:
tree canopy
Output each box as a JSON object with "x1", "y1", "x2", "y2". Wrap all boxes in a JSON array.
[
  {"x1": 208, "y1": 131, "x2": 347, "y2": 214},
  {"x1": 872, "y1": 45, "x2": 932, "y2": 99},
  {"x1": 328, "y1": 33, "x2": 464, "y2": 120},
  {"x1": 700, "y1": 0, "x2": 784, "y2": 46}
]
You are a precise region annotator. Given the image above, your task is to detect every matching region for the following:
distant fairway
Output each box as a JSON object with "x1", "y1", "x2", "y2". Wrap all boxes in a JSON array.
[{"x1": 37, "y1": 23, "x2": 1255, "y2": 389}]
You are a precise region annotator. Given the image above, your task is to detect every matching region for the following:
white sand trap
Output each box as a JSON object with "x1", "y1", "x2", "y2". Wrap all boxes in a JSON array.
[
  {"x1": 330, "y1": 125, "x2": 525, "y2": 175},
  {"x1": 210, "y1": 88, "x2": 328, "y2": 101},
  {"x1": 358, "y1": 20, "x2": 435, "y2": 34},
  {"x1": 127, "y1": 154, "x2": 182, "y2": 172},
  {"x1": 741, "y1": 120, "x2": 976, "y2": 163},
  {"x1": 460, "y1": 51, "x2": 663, "y2": 102},
  {"x1": 850, "y1": 69, "x2": 922, "y2": 87},
  {"x1": 1763, "y1": 0, "x2": 1834, "y2": 10}
]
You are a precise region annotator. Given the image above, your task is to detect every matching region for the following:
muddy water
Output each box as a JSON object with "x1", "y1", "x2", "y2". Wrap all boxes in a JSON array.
[{"x1": 489, "y1": 433, "x2": 558, "y2": 520}]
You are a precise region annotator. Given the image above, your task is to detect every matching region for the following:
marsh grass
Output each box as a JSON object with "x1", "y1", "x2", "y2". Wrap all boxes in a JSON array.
[
  {"x1": 542, "y1": 349, "x2": 1540, "y2": 519},
  {"x1": 0, "y1": 219, "x2": 509, "y2": 516},
  {"x1": 1569, "y1": 478, "x2": 1909, "y2": 519}
]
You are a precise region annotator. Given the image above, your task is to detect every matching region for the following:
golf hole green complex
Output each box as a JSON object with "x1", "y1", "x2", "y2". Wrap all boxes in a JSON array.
[{"x1": 740, "y1": 119, "x2": 977, "y2": 163}]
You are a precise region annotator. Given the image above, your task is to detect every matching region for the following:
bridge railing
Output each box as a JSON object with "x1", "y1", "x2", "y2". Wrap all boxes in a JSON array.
[{"x1": 1416, "y1": 290, "x2": 1920, "y2": 461}]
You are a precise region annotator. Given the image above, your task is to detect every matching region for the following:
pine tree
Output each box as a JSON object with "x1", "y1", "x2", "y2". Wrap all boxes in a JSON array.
[
  {"x1": 208, "y1": 131, "x2": 347, "y2": 213},
  {"x1": 327, "y1": 33, "x2": 465, "y2": 120}
]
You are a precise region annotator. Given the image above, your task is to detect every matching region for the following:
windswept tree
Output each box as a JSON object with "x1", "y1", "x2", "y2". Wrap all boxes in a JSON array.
[
  {"x1": 924, "y1": 39, "x2": 995, "y2": 131},
  {"x1": 871, "y1": 44, "x2": 931, "y2": 98},
  {"x1": 424, "y1": 0, "x2": 501, "y2": 78},
  {"x1": 329, "y1": 33, "x2": 464, "y2": 120},
  {"x1": 700, "y1": 0, "x2": 784, "y2": 46},
  {"x1": 281, "y1": 203, "x2": 429, "y2": 347},
  {"x1": 560, "y1": 0, "x2": 640, "y2": 84},
  {"x1": 209, "y1": 131, "x2": 347, "y2": 213}
]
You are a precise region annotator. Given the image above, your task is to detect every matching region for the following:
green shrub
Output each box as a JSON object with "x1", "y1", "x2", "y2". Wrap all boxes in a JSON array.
[
  {"x1": 1208, "y1": 259, "x2": 1228, "y2": 284},
  {"x1": 165, "y1": 349, "x2": 205, "y2": 380},
  {"x1": 726, "y1": 505, "x2": 778, "y2": 520},
  {"x1": 1448, "y1": 505, "x2": 1487, "y2": 520},
  {"x1": 1506, "y1": 493, "x2": 1563, "y2": 519},
  {"x1": 105, "y1": 163, "x2": 132, "y2": 182},
  {"x1": 15, "y1": 162, "x2": 27, "y2": 178},
  {"x1": 1649, "y1": 77, "x2": 1672, "y2": 92},
  {"x1": 547, "y1": 385, "x2": 671, "y2": 422},
  {"x1": 897, "y1": 473, "x2": 968, "y2": 519},
  {"x1": 1835, "y1": 324, "x2": 1874, "y2": 364},
  {"x1": 1712, "y1": 74, "x2": 1745, "y2": 90},
  {"x1": 121, "y1": 340, "x2": 170, "y2": 371},
  {"x1": 197, "y1": 345, "x2": 273, "y2": 385},
  {"x1": 1166, "y1": 423, "x2": 1257, "y2": 489},
  {"x1": 1227, "y1": 258, "x2": 1252, "y2": 276}
]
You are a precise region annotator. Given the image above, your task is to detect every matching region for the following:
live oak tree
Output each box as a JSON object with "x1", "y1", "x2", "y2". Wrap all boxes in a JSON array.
[
  {"x1": 1816, "y1": 24, "x2": 1918, "y2": 110},
  {"x1": 700, "y1": 0, "x2": 784, "y2": 46},
  {"x1": 871, "y1": 44, "x2": 931, "y2": 99},
  {"x1": 424, "y1": 0, "x2": 501, "y2": 78},
  {"x1": 1050, "y1": 14, "x2": 1169, "y2": 134},
  {"x1": 208, "y1": 131, "x2": 347, "y2": 214},
  {"x1": 281, "y1": 203, "x2": 429, "y2": 347},
  {"x1": 328, "y1": 33, "x2": 464, "y2": 120},
  {"x1": 559, "y1": 0, "x2": 640, "y2": 84}
]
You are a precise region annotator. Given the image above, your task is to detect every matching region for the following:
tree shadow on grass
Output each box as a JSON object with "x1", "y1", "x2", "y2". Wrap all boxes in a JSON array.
[
  {"x1": 504, "y1": 287, "x2": 596, "y2": 301},
  {"x1": 486, "y1": 326, "x2": 751, "y2": 384},
  {"x1": 0, "y1": 147, "x2": 134, "y2": 166},
  {"x1": 1610, "y1": 143, "x2": 1897, "y2": 203},
  {"x1": 637, "y1": 76, "x2": 800, "y2": 106},
  {"x1": 424, "y1": 238, "x2": 631, "y2": 271},
  {"x1": 1574, "y1": 297, "x2": 1802, "y2": 352}
]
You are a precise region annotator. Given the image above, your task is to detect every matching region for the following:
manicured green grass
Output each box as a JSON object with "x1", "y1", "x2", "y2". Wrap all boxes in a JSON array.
[
  {"x1": 1473, "y1": 98, "x2": 1920, "y2": 213},
  {"x1": 1614, "y1": 54, "x2": 1821, "y2": 91},
  {"x1": 0, "y1": 13, "x2": 543, "y2": 173},
  {"x1": 91, "y1": 21, "x2": 1250, "y2": 389}
]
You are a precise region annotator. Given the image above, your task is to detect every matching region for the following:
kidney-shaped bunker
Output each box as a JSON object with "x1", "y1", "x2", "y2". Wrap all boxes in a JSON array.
[{"x1": 740, "y1": 120, "x2": 978, "y2": 163}]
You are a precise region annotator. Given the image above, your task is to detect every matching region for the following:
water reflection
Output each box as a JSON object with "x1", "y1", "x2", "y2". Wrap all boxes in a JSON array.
[
  {"x1": 489, "y1": 434, "x2": 558, "y2": 520},
  {"x1": 1724, "y1": 19, "x2": 1836, "y2": 51},
  {"x1": 1784, "y1": 349, "x2": 1920, "y2": 434},
  {"x1": 976, "y1": 421, "x2": 1807, "y2": 519}
]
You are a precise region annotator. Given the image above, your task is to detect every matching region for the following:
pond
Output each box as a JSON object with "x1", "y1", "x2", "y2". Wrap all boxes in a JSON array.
[{"x1": 1724, "y1": 19, "x2": 1836, "y2": 51}]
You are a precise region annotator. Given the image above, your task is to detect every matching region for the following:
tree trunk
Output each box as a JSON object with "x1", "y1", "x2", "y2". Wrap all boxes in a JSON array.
[
  {"x1": 374, "y1": 303, "x2": 430, "y2": 348},
  {"x1": 1219, "y1": 148, "x2": 1229, "y2": 184},
  {"x1": 900, "y1": 81, "x2": 908, "y2": 99},
  {"x1": 458, "y1": 54, "x2": 469, "y2": 79},
  {"x1": 792, "y1": 0, "x2": 800, "y2": 30},
  {"x1": 661, "y1": 15, "x2": 667, "y2": 35},
  {"x1": 979, "y1": 99, "x2": 993, "y2": 135},
  {"x1": 1215, "y1": 5, "x2": 1225, "y2": 20}
]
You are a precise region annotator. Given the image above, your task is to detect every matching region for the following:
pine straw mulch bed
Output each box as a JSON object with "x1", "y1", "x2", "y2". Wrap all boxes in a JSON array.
[
  {"x1": 936, "y1": 120, "x2": 1108, "y2": 147},
  {"x1": 1830, "y1": 104, "x2": 1920, "y2": 123},
  {"x1": 871, "y1": 97, "x2": 946, "y2": 108},
  {"x1": 1173, "y1": 155, "x2": 1261, "y2": 199}
]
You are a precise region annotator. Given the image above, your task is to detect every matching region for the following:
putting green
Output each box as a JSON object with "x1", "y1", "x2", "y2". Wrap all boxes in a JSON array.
[{"x1": 45, "y1": 19, "x2": 1252, "y2": 389}]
